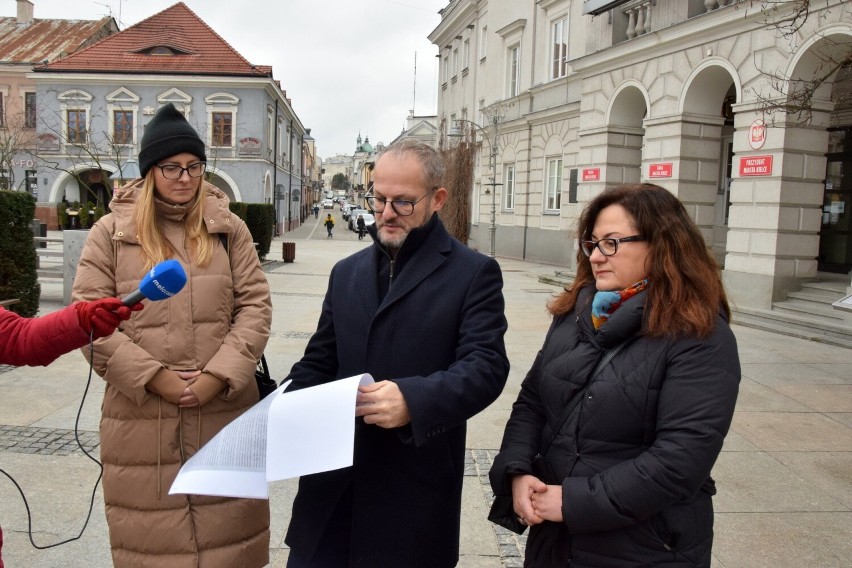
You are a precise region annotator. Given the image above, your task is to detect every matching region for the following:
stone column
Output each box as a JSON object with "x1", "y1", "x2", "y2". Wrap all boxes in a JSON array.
[
  {"x1": 643, "y1": 114, "x2": 725, "y2": 249},
  {"x1": 63, "y1": 230, "x2": 89, "y2": 306},
  {"x1": 577, "y1": 125, "x2": 644, "y2": 201},
  {"x1": 723, "y1": 101, "x2": 830, "y2": 310}
]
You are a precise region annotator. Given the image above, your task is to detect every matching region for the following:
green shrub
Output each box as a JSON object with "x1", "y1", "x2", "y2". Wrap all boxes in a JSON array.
[
  {"x1": 228, "y1": 202, "x2": 275, "y2": 260},
  {"x1": 0, "y1": 191, "x2": 40, "y2": 316},
  {"x1": 79, "y1": 201, "x2": 94, "y2": 228},
  {"x1": 94, "y1": 202, "x2": 105, "y2": 223},
  {"x1": 57, "y1": 202, "x2": 68, "y2": 229}
]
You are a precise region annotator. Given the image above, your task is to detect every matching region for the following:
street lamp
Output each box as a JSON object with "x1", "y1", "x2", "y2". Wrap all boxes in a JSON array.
[{"x1": 448, "y1": 114, "x2": 501, "y2": 258}]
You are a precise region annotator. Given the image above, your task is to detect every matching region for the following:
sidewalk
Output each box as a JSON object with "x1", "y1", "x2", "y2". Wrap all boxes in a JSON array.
[{"x1": 1, "y1": 225, "x2": 850, "y2": 567}]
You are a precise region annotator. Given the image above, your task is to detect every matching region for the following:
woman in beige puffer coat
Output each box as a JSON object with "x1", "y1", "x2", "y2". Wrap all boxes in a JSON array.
[{"x1": 72, "y1": 103, "x2": 272, "y2": 567}]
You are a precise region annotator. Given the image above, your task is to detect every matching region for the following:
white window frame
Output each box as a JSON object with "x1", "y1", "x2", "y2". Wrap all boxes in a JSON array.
[
  {"x1": 106, "y1": 87, "x2": 140, "y2": 147},
  {"x1": 452, "y1": 47, "x2": 459, "y2": 78},
  {"x1": 205, "y1": 92, "x2": 239, "y2": 149},
  {"x1": 463, "y1": 39, "x2": 470, "y2": 70},
  {"x1": 507, "y1": 44, "x2": 520, "y2": 97},
  {"x1": 110, "y1": 108, "x2": 135, "y2": 146},
  {"x1": 504, "y1": 164, "x2": 515, "y2": 210},
  {"x1": 58, "y1": 89, "x2": 93, "y2": 146},
  {"x1": 23, "y1": 91, "x2": 37, "y2": 129},
  {"x1": 156, "y1": 88, "x2": 192, "y2": 116},
  {"x1": 480, "y1": 25, "x2": 488, "y2": 61},
  {"x1": 551, "y1": 16, "x2": 569, "y2": 80},
  {"x1": 278, "y1": 117, "x2": 286, "y2": 163},
  {"x1": 442, "y1": 55, "x2": 449, "y2": 83},
  {"x1": 267, "y1": 105, "x2": 275, "y2": 159},
  {"x1": 545, "y1": 157, "x2": 563, "y2": 212}
]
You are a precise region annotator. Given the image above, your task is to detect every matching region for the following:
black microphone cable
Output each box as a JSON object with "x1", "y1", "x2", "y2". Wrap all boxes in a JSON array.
[{"x1": 0, "y1": 331, "x2": 103, "y2": 549}]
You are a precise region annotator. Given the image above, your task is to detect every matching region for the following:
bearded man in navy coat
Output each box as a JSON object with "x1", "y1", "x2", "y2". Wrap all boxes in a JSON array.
[{"x1": 284, "y1": 139, "x2": 510, "y2": 567}]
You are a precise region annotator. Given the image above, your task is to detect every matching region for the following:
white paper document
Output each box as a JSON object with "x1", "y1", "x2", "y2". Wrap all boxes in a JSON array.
[{"x1": 169, "y1": 373, "x2": 374, "y2": 499}]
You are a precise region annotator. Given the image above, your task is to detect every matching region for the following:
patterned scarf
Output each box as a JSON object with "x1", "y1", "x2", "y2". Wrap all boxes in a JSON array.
[{"x1": 591, "y1": 279, "x2": 649, "y2": 330}]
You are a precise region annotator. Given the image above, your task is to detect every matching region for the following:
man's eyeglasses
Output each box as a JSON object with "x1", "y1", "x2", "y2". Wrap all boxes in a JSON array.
[
  {"x1": 580, "y1": 235, "x2": 645, "y2": 257},
  {"x1": 365, "y1": 189, "x2": 435, "y2": 217},
  {"x1": 157, "y1": 162, "x2": 207, "y2": 180}
]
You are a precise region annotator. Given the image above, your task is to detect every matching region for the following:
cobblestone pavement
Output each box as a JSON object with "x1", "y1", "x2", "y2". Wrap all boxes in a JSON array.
[
  {"x1": 468, "y1": 449, "x2": 528, "y2": 566},
  {"x1": 0, "y1": 425, "x2": 99, "y2": 457},
  {"x1": 0, "y1": 423, "x2": 524, "y2": 565}
]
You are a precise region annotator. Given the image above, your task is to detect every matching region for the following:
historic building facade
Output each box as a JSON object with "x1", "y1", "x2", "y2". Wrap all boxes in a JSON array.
[
  {"x1": 0, "y1": 0, "x2": 117, "y2": 204},
  {"x1": 29, "y1": 3, "x2": 308, "y2": 233},
  {"x1": 431, "y1": 0, "x2": 852, "y2": 321}
]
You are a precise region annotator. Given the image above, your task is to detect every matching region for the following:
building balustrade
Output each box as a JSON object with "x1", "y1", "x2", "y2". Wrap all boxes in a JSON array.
[
  {"x1": 703, "y1": 0, "x2": 735, "y2": 11},
  {"x1": 615, "y1": 0, "x2": 736, "y2": 44},
  {"x1": 623, "y1": 0, "x2": 654, "y2": 39}
]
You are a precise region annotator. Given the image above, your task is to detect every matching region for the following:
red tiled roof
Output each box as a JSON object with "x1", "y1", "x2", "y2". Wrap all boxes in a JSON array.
[
  {"x1": 0, "y1": 16, "x2": 117, "y2": 63},
  {"x1": 35, "y1": 3, "x2": 271, "y2": 78}
]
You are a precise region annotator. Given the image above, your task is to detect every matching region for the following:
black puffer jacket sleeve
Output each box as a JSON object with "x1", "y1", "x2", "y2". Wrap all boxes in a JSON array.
[{"x1": 489, "y1": 315, "x2": 565, "y2": 495}]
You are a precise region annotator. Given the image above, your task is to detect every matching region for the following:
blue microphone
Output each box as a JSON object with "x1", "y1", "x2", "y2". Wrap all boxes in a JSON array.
[{"x1": 122, "y1": 260, "x2": 188, "y2": 306}]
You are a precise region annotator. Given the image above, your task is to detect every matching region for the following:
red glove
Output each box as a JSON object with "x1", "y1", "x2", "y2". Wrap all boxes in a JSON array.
[{"x1": 75, "y1": 298, "x2": 143, "y2": 337}]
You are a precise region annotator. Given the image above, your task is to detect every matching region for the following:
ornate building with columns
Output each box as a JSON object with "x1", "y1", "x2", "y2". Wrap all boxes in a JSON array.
[{"x1": 431, "y1": 0, "x2": 851, "y2": 342}]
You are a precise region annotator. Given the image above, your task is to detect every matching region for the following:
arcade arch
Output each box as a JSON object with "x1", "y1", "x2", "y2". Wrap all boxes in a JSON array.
[
  {"x1": 605, "y1": 82, "x2": 648, "y2": 186},
  {"x1": 785, "y1": 26, "x2": 852, "y2": 276},
  {"x1": 679, "y1": 60, "x2": 739, "y2": 263}
]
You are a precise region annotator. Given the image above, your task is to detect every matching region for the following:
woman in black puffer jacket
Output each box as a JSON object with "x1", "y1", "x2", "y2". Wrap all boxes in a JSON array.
[{"x1": 490, "y1": 183, "x2": 740, "y2": 567}]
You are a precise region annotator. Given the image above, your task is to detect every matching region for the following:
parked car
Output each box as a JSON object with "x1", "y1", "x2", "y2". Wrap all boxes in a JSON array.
[
  {"x1": 322, "y1": 199, "x2": 334, "y2": 209},
  {"x1": 348, "y1": 210, "x2": 374, "y2": 231}
]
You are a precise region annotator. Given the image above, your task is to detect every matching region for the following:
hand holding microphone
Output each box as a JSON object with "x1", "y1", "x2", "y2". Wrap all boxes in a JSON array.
[
  {"x1": 75, "y1": 298, "x2": 142, "y2": 337},
  {"x1": 76, "y1": 260, "x2": 188, "y2": 338}
]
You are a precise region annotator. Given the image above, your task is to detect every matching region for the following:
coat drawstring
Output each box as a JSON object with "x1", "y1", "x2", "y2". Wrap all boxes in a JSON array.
[
  {"x1": 157, "y1": 397, "x2": 162, "y2": 500},
  {"x1": 178, "y1": 407, "x2": 185, "y2": 463},
  {"x1": 155, "y1": 399, "x2": 203, "y2": 501}
]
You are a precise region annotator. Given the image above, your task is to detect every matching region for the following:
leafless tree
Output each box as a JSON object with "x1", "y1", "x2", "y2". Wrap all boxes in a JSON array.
[
  {"x1": 741, "y1": 0, "x2": 852, "y2": 123},
  {"x1": 35, "y1": 97, "x2": 135, "y2": 207},
  {"x1": 0, "y1": 114, "x2": 35, "y2": 191}
]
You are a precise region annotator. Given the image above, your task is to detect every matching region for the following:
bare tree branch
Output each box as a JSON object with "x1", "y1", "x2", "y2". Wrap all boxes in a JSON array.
[{"x1": 740, "y1": 0, "x2": 852, "y2": 124}]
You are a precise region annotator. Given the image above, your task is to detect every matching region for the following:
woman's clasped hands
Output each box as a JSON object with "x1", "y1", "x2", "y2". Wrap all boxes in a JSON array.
[{"x1": 512, "y1": 474, "x2": 564, "y2": 526}]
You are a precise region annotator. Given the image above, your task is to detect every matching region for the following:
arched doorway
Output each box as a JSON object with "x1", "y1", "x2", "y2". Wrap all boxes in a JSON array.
[
  {"x1": 205, "y1": 167, "x2": 241, "y2": 202},
  {"x1": 48, "y1": 165, "x2": 116, "y2": 229},
  {"x1": 768, "y1": 24, "x2": 852, "y2": 280},
  {"x1": 680, "y1": 60, "x2": 740, "y2": 263},
  {"x1": 606, "y1": 82, "x2": 648, "y2": 186}
]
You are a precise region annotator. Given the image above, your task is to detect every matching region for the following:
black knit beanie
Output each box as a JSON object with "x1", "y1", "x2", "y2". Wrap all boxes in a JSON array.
[{"x1": 138, "y1": 103, "x2": 207, "y2": 177}]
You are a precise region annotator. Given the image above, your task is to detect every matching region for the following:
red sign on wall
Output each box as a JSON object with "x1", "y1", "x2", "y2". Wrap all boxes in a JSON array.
[
  {"x1": 739, "y1": 155, "x2": 773, "y2": 176},
  {"x1": 648, "y1": 163, "x2": 673, "y2": 178},
  {"x1": 749, "y1": 119, "x2": 767, "y2": 150},
  {"x1": 582, "y1": 168, "x2": 600, "y2": 181}
]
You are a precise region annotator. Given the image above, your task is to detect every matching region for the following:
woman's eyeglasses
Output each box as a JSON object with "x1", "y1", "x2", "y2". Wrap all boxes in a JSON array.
[
  {"x1": 580, "y1": 235, "x2": 644, "y2": 257},
  {"x1": 157, "y1": 162, "x2": 207, "y2": 180},
  {"x1": 365, "y1": 189, "x2": 435, "y2": 216}
]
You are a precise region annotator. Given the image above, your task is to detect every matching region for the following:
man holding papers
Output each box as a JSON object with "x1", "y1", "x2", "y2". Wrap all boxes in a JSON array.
[{"x1": 283, "y1": 139, "x2": 510, "y2": 567}]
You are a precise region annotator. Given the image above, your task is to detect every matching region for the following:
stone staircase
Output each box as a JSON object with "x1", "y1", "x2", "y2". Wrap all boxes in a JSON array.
[
  {"x1": 732, "y1": 276, "x2": 852, "y2": 349},
  {"x1": 539, "y1": 270, "x2": 852, "y2": 349}
]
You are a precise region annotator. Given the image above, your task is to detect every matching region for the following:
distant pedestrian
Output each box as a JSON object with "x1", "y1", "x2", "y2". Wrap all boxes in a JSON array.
[
  {"x1": 356, "y1": 214, "x2": 366, "y2": 240},
  {"x1": 324, "y1": 213, "x2": 335, "y2": 238},
  {"x1": 313, "y1": 204, "x2": 319, "y2": 219}
]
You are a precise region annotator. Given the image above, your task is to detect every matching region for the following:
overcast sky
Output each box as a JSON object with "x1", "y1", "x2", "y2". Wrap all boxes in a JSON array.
[{"x1": 12, "y1": 0, "x2": 448, "y2": 159}]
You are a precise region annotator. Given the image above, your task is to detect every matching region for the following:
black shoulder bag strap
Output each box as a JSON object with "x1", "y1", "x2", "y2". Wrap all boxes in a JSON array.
[
  {"x1": 538, "y1": 341, "x2": 628, "y2": 458},
  {"x1": 217, "y1": 233, "x2": 272, "y2": 384}
]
